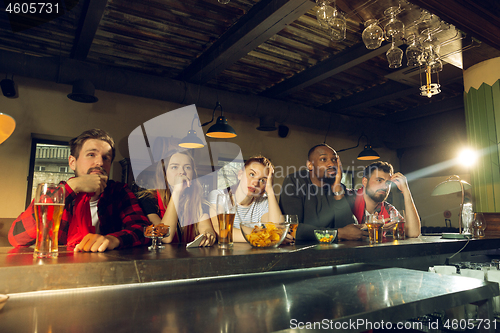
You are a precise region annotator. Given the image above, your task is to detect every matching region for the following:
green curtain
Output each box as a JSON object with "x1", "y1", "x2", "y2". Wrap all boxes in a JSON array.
[{"x1": 464, "y1": 80, "x2": 500, "y2": 212}]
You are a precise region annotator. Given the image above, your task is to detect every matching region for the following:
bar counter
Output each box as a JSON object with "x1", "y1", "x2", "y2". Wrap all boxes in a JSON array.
[
  {"x1": 1, "y1": 236, "x2": 499, "y2": 294},
  {"x1": 1, "y1": 265, "x2": 499, "y2": 333}
]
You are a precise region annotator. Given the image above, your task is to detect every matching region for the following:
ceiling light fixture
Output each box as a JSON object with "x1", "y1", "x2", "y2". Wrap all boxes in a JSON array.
[
  {"x1": 0, "y1": 112, "x2": 16, "y2": 144},
  {"x1": 67, "y1": 79, "x2": 98, "y2": 103},
  {"x1": 357, "y1": 144, "x2": 381, "y2": 160},
  {"x1": 179, "y1": 114, "x2": 205, "y2": 149},
  {"x1": 256, "y1": 116, "x2": 277, "y2": 131},
  {"x1": 337, "y1": 134, "x2": 380, "y2": 160},
  {"x1": 202, "y1": 101, "x2": 237, "y2": 139}
]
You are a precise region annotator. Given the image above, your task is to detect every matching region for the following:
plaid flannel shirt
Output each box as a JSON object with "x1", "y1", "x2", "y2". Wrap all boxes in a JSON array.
[{"x1": 9, "y1": 180, "x2": 151, "y2": 249}]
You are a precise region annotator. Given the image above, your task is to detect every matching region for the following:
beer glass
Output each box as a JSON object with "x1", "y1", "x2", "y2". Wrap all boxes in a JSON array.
[
  {"x1": 473, "y1": 213, "x2": 486, "y2": 238},
  {"x1": 216, "y1": 193, "x2": 236, "y2": 248},
  {"x1": 285, "y1": 215, "x2": 299, "y2": 245},
  {"x1": 392, "y1": 218, "x2": 405, "y2": 240},
  {"x1": 33, "y1": 183, "x2": 65, "y2": 258},
  {"x1": 366, "y1": 214, "x2": 383, "y2": 244},
  {"x1": 391, "y1": 211, "x2": 405, "y2": 240}
]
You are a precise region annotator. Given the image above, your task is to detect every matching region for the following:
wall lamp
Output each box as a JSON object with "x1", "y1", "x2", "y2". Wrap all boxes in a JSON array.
[
  {"x1": 0, "y1": 113, "x2": 16, "y2": 144},
  {"x1": 179, "y1": 114, "x2": 205, "y2": 149},
  {"x1": 337, "y1": 134, "x2": 380, "y2": 160},
  {"x1": 202, "y1": 102, "x2": 237, "y2": 139},
  {"x1": 431, "y1": 175, "x2": 472, "y2": 238}
]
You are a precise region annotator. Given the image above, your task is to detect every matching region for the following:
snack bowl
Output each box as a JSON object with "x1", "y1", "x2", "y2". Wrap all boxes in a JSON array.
[
  {"x1": 0, "y1": 294, "x2": 9, "y2": 311},
  {"x1": 314, "y1": 229, "x2": 337, "y2": 244},
  {"x1": 240, "y1": 222, "x2": 290, "y2": 248},
  {"x1": 144, "y1": 224, "x2": 170, "y2": 251}
]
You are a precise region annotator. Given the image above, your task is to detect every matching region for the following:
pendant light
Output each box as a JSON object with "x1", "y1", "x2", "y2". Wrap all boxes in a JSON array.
[
  {"x1": 0, "y1": 113, "x2": 16, "y2": 144},
  {"x1": 179, "y1": 114, "x2": 205, "y2": 149},
  {"x1": 357, "y1": 144, "x2": 380, "y2": 160},
  {"x1": 337, "y1": 134, "x2": 380, "y2": 160},
  {"x1": 67, "y1": 79, "x2": 98, "y2": 103},
  {"x1": 202, "y1": 102, "x2": 237, "y2": 139}
]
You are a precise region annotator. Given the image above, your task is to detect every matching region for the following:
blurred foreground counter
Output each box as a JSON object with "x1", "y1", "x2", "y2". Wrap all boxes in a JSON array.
[
  {"x1": 1, "y1": 236, "x2": 500, "y2": 333},
  {"x1": 1, "y1": 236, "x2": 500, "y2": 294}
]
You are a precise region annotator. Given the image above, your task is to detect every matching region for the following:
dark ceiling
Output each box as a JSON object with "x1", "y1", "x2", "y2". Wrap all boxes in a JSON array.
[{"x1": 1, "y1": 0, "x2": 499, "y2": 140}]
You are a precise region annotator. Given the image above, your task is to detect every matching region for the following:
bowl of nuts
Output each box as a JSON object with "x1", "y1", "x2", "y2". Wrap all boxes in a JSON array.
[{"x1": 144, "y1": 223, "x2": 170, "y2": 250}]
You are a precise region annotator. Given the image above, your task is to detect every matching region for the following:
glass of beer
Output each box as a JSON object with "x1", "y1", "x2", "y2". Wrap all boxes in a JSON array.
[
  {"x1": 216, "y1": 193, "x2": 236, "y2": 248},
  {"x1": 391, "y1": 211, "x2": 405, "y2": 240},
  {"x1": 393, "y1": 220, "x2": 405, "y2": 240},
  {"x1": 33, "y1": 183, "x2": 65, "y2": 258},
  {"x1": 366, "y1": 214, "x2": 384, "y2": 244},
  {"x1": 473, "y1": 213, "x2": 486, "y2": 238},
  {"x1": 285, "y1": 215, "x2": 299, "y2": 245}
]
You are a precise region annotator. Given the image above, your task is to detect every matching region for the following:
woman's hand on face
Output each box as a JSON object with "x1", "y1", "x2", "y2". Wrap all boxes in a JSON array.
[
  {"x1": 265, "y1": 165, "x2": 275, "y2": 194},
  {"x1": 172, "y1": 174, "x2": 191, "y2": 194}
]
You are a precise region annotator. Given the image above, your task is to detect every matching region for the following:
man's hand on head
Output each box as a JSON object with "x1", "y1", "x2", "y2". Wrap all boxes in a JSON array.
[
  {"x1": 74, "y1": 234, "x2": 120, "y2": 252},
  {"x1": 67, "y1": 174, "x2": 108, "y2": 196},
  {"x1": 337, "y1": 224, "x2": 368, "y2": 241},
  {"x1": 390, "y1": 172, "x2": 410, "y2": 193}
]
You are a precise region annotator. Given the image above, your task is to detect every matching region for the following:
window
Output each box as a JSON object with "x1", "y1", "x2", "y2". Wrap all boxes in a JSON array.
[{"x1": 26, "y1": 138, "x2": 72, "y2": 207}]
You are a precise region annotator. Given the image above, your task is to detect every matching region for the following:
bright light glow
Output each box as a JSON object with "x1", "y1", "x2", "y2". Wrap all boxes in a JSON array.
[{"x1": 458, "y1": 148, "x2": 477, "y2": 167}]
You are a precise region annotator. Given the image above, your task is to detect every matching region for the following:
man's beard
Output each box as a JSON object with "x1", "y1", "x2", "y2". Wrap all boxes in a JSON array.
[
  {"x1": 321, "y1": 175, "x2": 336, "y2": 185},
  {"x1": 366, "y1": 187, "x2": 389, "y2": 203}
]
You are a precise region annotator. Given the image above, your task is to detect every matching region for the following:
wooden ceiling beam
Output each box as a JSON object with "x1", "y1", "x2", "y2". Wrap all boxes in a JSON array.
[
  {"x1": 409, "y1": 0, "x2": 500, "y2": 50},
  {"x1": 177, "y1": 0, "x2": 315, "y2": 84},
  {"x1": 261, "y1": 42, "x2": 391, "y2": 98},
  {"x1": 383, "y1": 95, "x2": 464, "y2": 123},
  {"x1": 71, "y1": 0, "x2": 108, "y2": 60},
  {"x1": 319, "y1": 81, "x2": 416, "y2": 114}
]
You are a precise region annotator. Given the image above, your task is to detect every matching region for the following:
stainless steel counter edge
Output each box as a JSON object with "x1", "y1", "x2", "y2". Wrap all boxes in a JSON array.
[{"x1": 1, "y1": 236, "x2": 499, "y2": 294}]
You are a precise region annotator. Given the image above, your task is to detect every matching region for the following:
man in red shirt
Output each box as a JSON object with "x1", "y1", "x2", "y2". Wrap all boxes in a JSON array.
[
  {"x1": 348, "y1": 161, "x2": 421, "y2": 238},
  {"x1": 9, "y1": 129, "x2": 151, "y2": 252}
]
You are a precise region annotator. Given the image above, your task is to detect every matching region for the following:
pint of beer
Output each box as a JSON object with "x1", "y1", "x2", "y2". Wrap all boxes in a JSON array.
[
  {"x1": 33, "y1": 183, "x2": 65, "y2": 258},
  {"x1": 216, "y1": 193, "x2": 236, "y2": 248},
  {"x1": 366, "y1": 214, "x2": 384, "y2": 244},
  {"x1": 285, "y1": 215, "x2": 299, "y2": 245}
]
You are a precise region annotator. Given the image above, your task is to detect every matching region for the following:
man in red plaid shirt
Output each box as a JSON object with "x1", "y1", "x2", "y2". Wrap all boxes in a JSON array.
[{"x1": 9, "y1": 129, "x2": 151, "y2": 252}]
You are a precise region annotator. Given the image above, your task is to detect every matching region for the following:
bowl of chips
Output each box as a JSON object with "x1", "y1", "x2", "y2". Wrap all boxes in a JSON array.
[
  {"x1": 240, "y1": 222, "x2": 290, "y2": 248},
  {"x1": 314, "y1": 229, "x2": 337, "y2": 244}
]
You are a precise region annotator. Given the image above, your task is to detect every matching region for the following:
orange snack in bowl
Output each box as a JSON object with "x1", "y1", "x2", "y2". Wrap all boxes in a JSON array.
[
  {"x1": 246, "y1": 223, "x2": 284, "y2": 247},
  {"x1": 144, "y1": 223, "x2": 169, "y2": 238},
  {"x1": 319, "y1": 235, "x2": 334, "y2": 243}
]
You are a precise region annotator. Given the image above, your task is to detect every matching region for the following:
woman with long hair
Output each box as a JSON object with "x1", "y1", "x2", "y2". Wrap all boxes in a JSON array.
[
  {"x1": 209, "y1": 155, "x2": 283, "y2": 243},
  {"x1": 138, "y1": 149, "x2": 216, "y2": 246}
]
